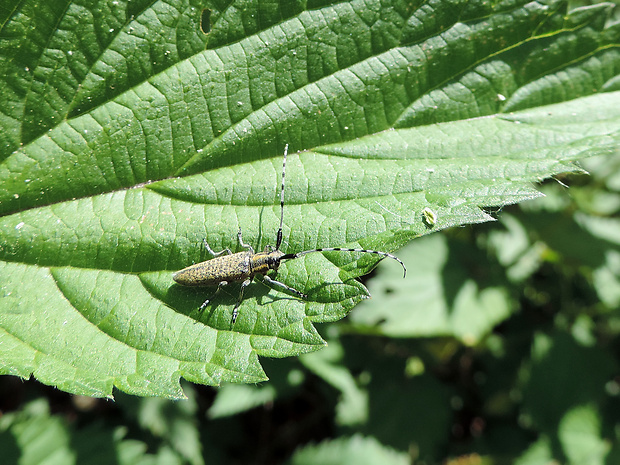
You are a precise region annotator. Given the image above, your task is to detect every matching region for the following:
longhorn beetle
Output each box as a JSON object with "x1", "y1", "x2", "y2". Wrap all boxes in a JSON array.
[{"x1": 173, "y1": 145, "x2": 407, "y2": 324}]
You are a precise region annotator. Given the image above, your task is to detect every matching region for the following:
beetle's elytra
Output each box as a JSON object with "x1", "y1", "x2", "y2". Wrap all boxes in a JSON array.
[
  {"x1": 173, "y1": 241, "x2": 285, "y2": 288},
  {"x1": 173, "y1": 145, "x2": 406, "y2": 324}
]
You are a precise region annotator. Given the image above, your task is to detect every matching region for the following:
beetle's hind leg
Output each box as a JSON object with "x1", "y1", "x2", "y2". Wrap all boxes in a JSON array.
[
  {"x1": 199, "y1": 281, "x2": 228, "y2": 312},
  {"x1": 198, "y1": 279, "x2": 250, "y2": 326},
  {"x1": 231, "y1": 278, "x2": 253, "y2": 324}
]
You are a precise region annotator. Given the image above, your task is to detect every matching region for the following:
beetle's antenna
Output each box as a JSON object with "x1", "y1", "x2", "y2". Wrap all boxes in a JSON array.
[
  {"x1": 281, "y1": 247, "x2": 407, "y2": 278},
  {"x1": 275, "y1": 144, "x2": 288, "y2": 251}
]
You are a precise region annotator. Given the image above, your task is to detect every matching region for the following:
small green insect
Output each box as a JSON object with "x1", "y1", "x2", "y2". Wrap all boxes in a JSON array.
[{"x1": 173, "y1": 145, "x2": 406, "y2": 324}]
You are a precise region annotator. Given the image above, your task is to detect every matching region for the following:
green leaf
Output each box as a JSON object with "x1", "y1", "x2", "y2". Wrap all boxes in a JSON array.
[
  {"x1": 207, "y1": 383, "x2": 277, "y2": 419},
  {"x1": 350, "y1": 234, "x2": 513, "y2": 343},
  {"x1": 122, "y1": 388, "x2": 203, "y2": 465},
  {"x1": 289, "y1": 434, "x2": 409, "y2": 465},
  {"x1": 521, "y1": 332, "x2": 616, "y2": 431},
  {"x1": 0, "y1": 397, "x2": 191, "y2": 465},
  {"x1": 558, "y1": 405, "x2": 610, "y2": 465},
  {"x1": 300, "y1": 341, "x2": 369, "y2": 426},
  {"x1": 514, "y1": 437, "x2": 554, "y2": 465},
  {"x1": 0, "y1": 399, "x2": 74, "y2": 465},
  {"x1": 1, "y1": 0, "x2": 619, "y2": 398}
]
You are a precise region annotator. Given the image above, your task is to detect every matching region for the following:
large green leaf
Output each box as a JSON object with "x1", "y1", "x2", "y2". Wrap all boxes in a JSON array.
[{"x1": 1, "y1": 0, "x2": 619, "y2": 398}]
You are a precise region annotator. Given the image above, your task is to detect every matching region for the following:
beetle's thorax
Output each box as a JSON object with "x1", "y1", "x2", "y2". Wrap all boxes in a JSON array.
[{"x1": 249, "y1": 249, "x2": 285, "y2": 275}]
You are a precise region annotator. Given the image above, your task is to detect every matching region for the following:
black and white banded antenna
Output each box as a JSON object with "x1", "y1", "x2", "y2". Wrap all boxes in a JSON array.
[{"x1": 275, "y1": 145, "x2": 406, "y2": 277}]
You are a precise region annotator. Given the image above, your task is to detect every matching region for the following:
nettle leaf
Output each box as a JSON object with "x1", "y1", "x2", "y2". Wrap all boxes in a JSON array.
[{"x1": 1, "y1": 0, "x2": 619, "y2": 398}]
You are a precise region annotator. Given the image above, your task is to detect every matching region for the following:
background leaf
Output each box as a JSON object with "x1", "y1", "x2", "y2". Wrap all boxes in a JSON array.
[{"x1": 290, "y1": 434, "x2": 410, "y2": 465}]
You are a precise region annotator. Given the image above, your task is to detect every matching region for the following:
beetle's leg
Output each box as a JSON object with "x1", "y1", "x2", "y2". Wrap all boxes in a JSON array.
[
  {"x1": 198, "y1": 281, "x2": 228, "y2": 311},
  {"x1": 203, "y1": 239, "x2": 232, "y2": 257},
  {"x1": 260, "y1": 274, "x2": 307, "y2": 299},
  {"x1": 231, "y1": 277, "x2": 252, "y2": 324},
  {"x1": 237, "y1": 228, "x2": 254, "y2": 253}
]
